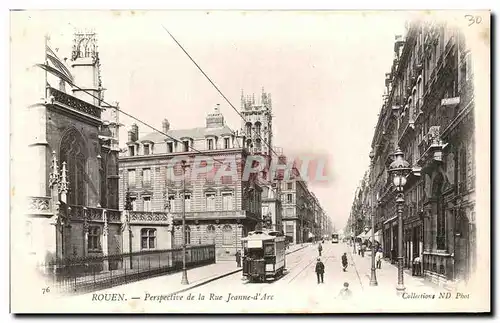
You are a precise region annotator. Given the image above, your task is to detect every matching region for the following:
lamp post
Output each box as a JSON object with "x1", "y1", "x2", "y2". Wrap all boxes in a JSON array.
[
  {"x1": 180, "y1": 159, "x2": 190, "y2": 285},
  {"x1": 388, "y1": 147, "x2": 411, "y2": 294},
  {"x1": 369, "y1": 151, "x2": 378, "y2": 286}
]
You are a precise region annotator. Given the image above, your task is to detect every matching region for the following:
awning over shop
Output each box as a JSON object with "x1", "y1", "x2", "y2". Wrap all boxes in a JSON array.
[
  {"x1": 383, "y1": 215, "x2": 398, "y2": 225},
  {"x1": 308, "y1": 232, "x2": 315, "y2": 238},
  {"x1": 369, "y1": 230, "x2": 382, "y2": 243}
]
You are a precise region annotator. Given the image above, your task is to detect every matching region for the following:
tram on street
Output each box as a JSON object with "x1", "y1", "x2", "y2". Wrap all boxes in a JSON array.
[
  {"x1": 331, "y1": 233, "x2": 339, "y2": 243},
  {"x1": 241, "y1": 229, "x2": 286, "y2": 282}
]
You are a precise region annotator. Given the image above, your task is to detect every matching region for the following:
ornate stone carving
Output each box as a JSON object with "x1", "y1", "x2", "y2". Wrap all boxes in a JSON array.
[
  {"x1": 27, "y1": 197, "x2": 50, "y2": 212},
  {"x1": 129, "y1": 211, "x2": 170, "y2": 222},
  {"x1": 49, "y1": 87, "x2": 101, "y2": 118}
]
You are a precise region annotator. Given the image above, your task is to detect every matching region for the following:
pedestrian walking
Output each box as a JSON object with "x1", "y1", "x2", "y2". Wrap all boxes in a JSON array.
[
  {"x1": 361, "y1": 243, "x2": 366, "y2": 258},
  {"x1": 318, "y1": 243, "x2": 323, "y2": 257},
  {"x1": 235, "y1": 250, "x2": 241, "y2": 268},
  {"x1": 375, "y1": 249, "x2": 383, "y2": 269},
  {"x1": 337, "y1": 282, "x2": 353, "y2": 300},
  {"x1": 315, "y1": 258, "x2": 325, "y2": 284},
  {"x1": 357, "y1": 242, "x2": 362, "y2": 255},
  {"x1": 341, "y1": 252, "x2": 348, "y2": 272}
]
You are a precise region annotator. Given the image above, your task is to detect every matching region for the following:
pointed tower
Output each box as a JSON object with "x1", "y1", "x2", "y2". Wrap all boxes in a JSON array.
[
  {"x1": 240, "y1": 88, "x2": 273, "y2": 158},
  {"x1": 70, "y1": 29, "x2": 102, "y2": 106}
]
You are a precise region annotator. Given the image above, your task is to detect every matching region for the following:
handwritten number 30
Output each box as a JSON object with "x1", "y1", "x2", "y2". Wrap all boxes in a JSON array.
[{"x1": 465, "y1": 15, "x2": 482, "y2": 27}]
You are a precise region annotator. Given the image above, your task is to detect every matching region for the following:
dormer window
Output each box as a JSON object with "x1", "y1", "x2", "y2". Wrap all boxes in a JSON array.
[
  {"x1": 144, "y1": 144, "x2": 150, "y2": 155},
  {"x1": 167, "y1": 142, "x2": 174, "y2": 153},
  {"x1": 183, "y1": 140, "x2": 189, "y2": 152},
  {"x1": 207, "y1": 138, "x2": 214, "y2": 150},
  {"x1": 224, "y1": 137, "x2": 230, "y2": 149},
  {"x1": 129, "y1": 146, "x2": 135, "y2": 157}
]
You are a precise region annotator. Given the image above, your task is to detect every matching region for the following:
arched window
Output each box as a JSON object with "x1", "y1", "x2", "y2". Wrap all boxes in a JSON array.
[
  {"x1": 255, "y1": 121, "x2": 261, "y2": 134},
  {"x1": 222, "y1": 225, "x2": 233, "y2": 246},
  {"x1": 207, "y1": 225, "x2": 216, "y2": 244},
  {"x1": 245, "y1": 122, "x2": 252, "y2": 136},
  {"x1": 185, "y1": 226, "x2": 191, "y2": 245},
  {"x1": 60, "y1": 128, "x2": 88, "y2": 206}
]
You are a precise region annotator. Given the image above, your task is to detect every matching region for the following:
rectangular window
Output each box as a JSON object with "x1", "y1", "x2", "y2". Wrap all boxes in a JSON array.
[
  {"x1": 287, "y1": 194, "x2": 293, "y2": 203},
  {"x1": 129, "y1": 146, "x2": 135, "y2": 157},
  {"x1": 167, "y1": 142, "x2": 174, "y2": 153},
  {"x1": 224, "y1": 137, "x2": 230, "y2": 149},
  {"x1": 287, "y1": 182, "x2": 293, "y2": 190},
  {"x1": 143, "y1": 168, "x2": 151, "y2": 187},
  {"x1": 166, "y1": 166, "x2": 175, "y2": 182},
  {"x1": 206, "y1": 193, "x2": 216, "y2": 211},
  {"x1": 183, "y1": 141, "x2": 189, "y2": 152},
  {"x1": 128, "y1": 170, "x2": 136, "y2": 187},
  {"x1": 141, "y1": 228, "x2": 156, "y2": 249},
  {"x1": 168, "y1": 194, "x2": 176, "y2": 212},
  {"x1": 131, "y1": 197, "x2": 137, "y2": 211},
  {"x1": 222, "y1": 192, "x2": 233, "y2": 211},
  {"x1": 143, "y1": 196, "x2": 151, "y2": 212},
  {"x1": 207, "y1": 139, "x2": 214, "y2": 150},
  {"x1": 144, "y1": 144, "x2": 150, "y2": 155},
  {"x1": 88, "y1": 226, "x2": 101, "y2": 252},
  {"x1": 184, "y1": 194, "x2": 191, "y2": 212}
]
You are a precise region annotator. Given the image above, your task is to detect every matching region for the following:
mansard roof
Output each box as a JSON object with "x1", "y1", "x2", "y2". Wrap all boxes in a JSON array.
[{"x1": 137, "y1": 125, "x2": 234, "y2": 144}]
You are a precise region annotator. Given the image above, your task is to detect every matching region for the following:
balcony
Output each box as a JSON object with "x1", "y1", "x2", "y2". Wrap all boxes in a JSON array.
[
  {"x1": 398, "y1": 107, "x2": 415, "y2": 141},
  {"x1": 417, "y1": 126, "x2": 445, "y2": 168},
  {"x1": 49, "y1": 87, "x2": 102, "y2": 119},
  {"x1": 62, "y1": 204, "x2": 121, "y2": 222},
  {"x1": 129, "y1": 210, "x2": 249, "y2": 223}
]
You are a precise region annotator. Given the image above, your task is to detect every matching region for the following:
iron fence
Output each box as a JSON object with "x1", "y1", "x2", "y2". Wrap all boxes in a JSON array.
[{"x1": 38, "y1": 244, "x2": 216, "y2": 295}]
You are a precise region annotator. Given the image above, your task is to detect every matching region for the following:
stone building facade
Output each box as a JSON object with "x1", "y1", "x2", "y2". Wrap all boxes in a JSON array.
[
  {"x1": 349, "y1": 19, "x2": 476, "y2": 287},
  {"x1": 118, "y1": 106, "x2": 262, "y2": 258},
  {"x1": 24, "y1": 31, "x2": 122, "y2": 268}
]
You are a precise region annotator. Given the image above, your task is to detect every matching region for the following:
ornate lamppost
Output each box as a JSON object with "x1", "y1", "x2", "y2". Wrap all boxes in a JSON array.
[
  {"x1": 181, "y1": 159, "x2": 190, "y2": 285},
  {"x1": 369, "y1": 150, "x2": 378, "y2": 286},
  {"x1": 388, "y1": 147, "x2": 411, "y2": 294}
]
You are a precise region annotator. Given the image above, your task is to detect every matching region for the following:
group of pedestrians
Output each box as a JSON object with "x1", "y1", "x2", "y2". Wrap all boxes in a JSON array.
[{"x1": 314, "y1": 243, "x2": 353, "y2": 299}]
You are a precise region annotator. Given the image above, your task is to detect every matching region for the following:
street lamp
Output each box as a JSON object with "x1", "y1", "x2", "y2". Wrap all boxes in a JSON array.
[
  {"x1": 369, "y1": 150, "x2": 378, "y2": 287},
  {"x1": 181, "y1": 159, "x2": 190, "y2": 285},
  {"x1": 388, "y1": 147, "x2": 411, "y2": 294}
]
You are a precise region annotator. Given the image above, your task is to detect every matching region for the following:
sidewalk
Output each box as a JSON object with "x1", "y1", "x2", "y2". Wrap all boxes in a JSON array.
[
  {"x1": 349, "y1": 248, "x2": 445, "y2": 295},
  {"x1": 73, "y1": 242, "x2": 310, "y2": 298}
]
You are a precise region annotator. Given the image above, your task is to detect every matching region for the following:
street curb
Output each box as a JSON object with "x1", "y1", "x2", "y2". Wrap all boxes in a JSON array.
[{"x1": 167, "y1": 244, "x2": 310, "y2": 296}]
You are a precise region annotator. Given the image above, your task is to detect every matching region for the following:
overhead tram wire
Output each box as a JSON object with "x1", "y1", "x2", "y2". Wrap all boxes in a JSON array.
[{"x1": 160, "y1": 25, "x2": 281, "y2": 161}]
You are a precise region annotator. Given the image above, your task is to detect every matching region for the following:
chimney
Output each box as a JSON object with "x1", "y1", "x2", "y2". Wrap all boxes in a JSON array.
[
  {"x1": 162, "y1": 118, "x2": 170, "y2": 133},
  {"x1": 130, "y1": 123, "x2": 139, "y2": 142}
]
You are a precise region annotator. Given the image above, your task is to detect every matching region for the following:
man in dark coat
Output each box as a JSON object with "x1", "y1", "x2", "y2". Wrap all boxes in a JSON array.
[
  {"x1": 341, "y1": 252, "x2": 348, "y2": 272},
  {"x1": 315, "y1": 258, "x2": 325, "y2": 284},
  {"x1": 235, "y1": 250, "x2": 241, "y2": 267},
  {"x1": 318, "y1": 243, "x2": 323, "y2": 257}
]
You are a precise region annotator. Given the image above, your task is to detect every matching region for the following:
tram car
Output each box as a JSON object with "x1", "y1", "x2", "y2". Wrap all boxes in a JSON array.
[{"x1": 241, "y1": 230, "x2": 286, "y2": 282}]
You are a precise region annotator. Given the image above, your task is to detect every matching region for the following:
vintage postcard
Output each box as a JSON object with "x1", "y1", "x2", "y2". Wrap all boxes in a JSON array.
[{"x1": 10, "y1": 9, "x2": 491, "y2": 313}]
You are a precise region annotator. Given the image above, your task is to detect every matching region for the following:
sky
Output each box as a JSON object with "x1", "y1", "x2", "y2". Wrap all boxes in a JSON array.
[{"x1": 11, "y1": 10, "x2": 409, "y2": 231}]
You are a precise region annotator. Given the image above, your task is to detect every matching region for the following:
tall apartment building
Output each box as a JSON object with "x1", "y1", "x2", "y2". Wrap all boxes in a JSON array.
[
  {"x1": 350, "y1": 19, "x2": 476, "y2": 287},
  {"x1": 118, "y1": 105, "x2": 262, "y2": 258}
]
